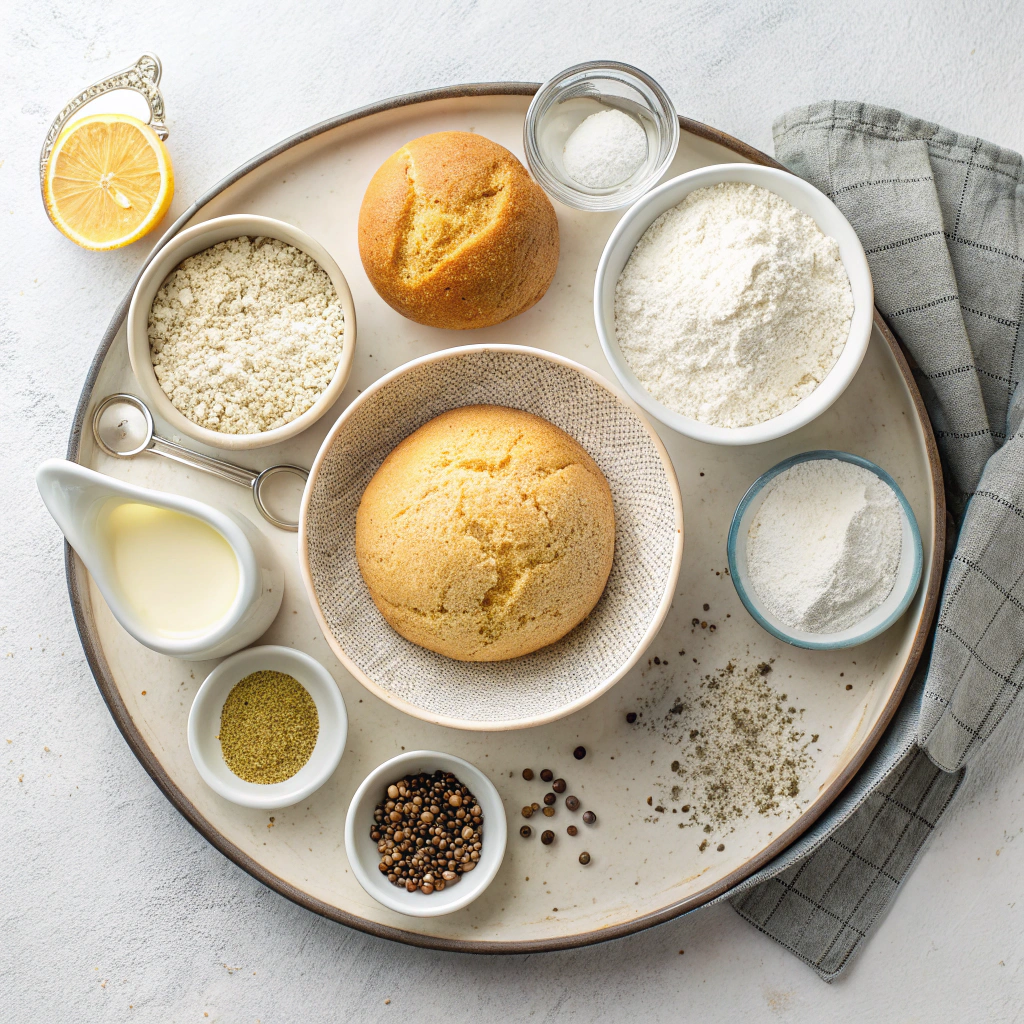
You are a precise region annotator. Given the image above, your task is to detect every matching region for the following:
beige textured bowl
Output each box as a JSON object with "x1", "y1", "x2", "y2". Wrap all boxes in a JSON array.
[
  {"x1": 299, "y1": 345, "x2": 684, "y2": 731},
  {"x1": 127, "y1": 214, "x2": 357, "y2": 451}
]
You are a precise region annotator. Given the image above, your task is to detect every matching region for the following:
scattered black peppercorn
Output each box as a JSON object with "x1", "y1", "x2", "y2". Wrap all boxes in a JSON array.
[
  {"x1": 717, "y1": 844, "x2": 725, "y2": 852},
  {"x1": 681, "y1": 804, "x2": 690, "y2": 812},
  {"x1": 626, "y1": 712, "x2": 637, "y2": 724},
  {"x1": 520, "y1": 825, "x2": 532, "y2": 838},
  {"x1": 703, "y1": 603, "x2": 709, "y2": 611},
  {"x1": 543, "y1": 792, "x2": 556, "y2": 806},
  {"x1": 567, "y1": 825, "x2": 578, "y2": 836},
  {"x1": 522, "y1": 768, "x2": 534, "y2": 781},
  {"x1": 552, "y1": 778, "x2": 566, "y2": 793},
  {"x1": 540, "y1": 769, "x2": 553, "y2": 782},
  {"x1": 655, "y1": 805, "x2": 666, "y2": 813},
  {"x1": 579, "y1": 852, "x2": 591, "y2": 865},
  {"x1": 541, "y1": 830, "x2": 554, "y2": 845},
  {"x1": 565, "y1": 795, "x2": 580, "y2": 811},
  {"x1": 573, "y1": 746, "x2": 586, "y2": 760},
  {"x1": 582, "y1": 810, "x2": 596, "y2": 825}
]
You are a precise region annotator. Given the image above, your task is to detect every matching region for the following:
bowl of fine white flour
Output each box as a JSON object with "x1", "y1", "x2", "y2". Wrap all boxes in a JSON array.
[
  {"x1": 594, "y1": 163, "x2": 873, "y2": 445},
  {"x1": 127, "y1": 214, "x2": 356, "y2": 451},
  {"x1": 727, "y1": 451, "x2": 922, "y2": 650}
]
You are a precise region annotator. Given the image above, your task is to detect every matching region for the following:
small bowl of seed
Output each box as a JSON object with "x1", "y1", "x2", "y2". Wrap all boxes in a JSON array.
[
  {"x1": 187, "y1": 644, "x2": 348, "y2": 809},
  {"x1": 344, "y1": 750, "x2": 507, "y2": 917}
]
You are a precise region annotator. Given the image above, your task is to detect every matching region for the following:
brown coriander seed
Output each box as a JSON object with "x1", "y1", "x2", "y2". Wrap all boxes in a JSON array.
[
  {"x1": 565, "y1": 795, "x2": 580, "y2": 812},
  {"x1": 531, "y1": 802, "x2": 540, "y2": 811},
  {"x1": 573, "y1": 746, "x2": 586, "y2": 760},
  {"x1": 540, "y1": 769, "x2": 553, "y2": 782},
  {"x1": 521, "y1": 806, "x2": 534, "y2": 818},
  {"x1": 567, "y1": 825, "x2": 578, "y2": 836},
  {"x1": 520, "y1": 825, "x2": 532, "y2": 838},
  {"x1": 579, "y1": 851, "x2": 591, "y2": 865},
  {"x1": 371, "y1": 770, "x2": 482, "y2": 895},
  {"x1": 542, "y1": 806, "x2": 555, "y2": 817},
  {"x1": 582, "y1": 810, "x2": 596, "y2": 825},
  {"x1": 541, "y1": 830, "x2": 554, "y2": 845},
  {"x1": 543, "y1": 792, "x2": 556, "y2": 806},
  {"x1": 522, "y1": 768, "x2": 534, "y2": 781}
]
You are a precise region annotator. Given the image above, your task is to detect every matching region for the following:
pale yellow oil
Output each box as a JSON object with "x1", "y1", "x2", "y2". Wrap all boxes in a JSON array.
[{"x1": 104, "y1": 502, "x2": 240, "y2": 636}]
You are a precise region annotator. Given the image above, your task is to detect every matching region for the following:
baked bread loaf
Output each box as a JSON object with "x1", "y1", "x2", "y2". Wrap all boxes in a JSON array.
[
  {"x1": 358, "y1": 132, "x2": 559, "y2": 330},
  {"x1": 355, "y1": 405, "x2": 615, "y2": 662}
]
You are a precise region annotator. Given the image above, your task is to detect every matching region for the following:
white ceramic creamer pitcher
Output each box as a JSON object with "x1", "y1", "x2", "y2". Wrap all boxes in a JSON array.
[{"x1": 37, "y1": 460, "x2": 283, "y2": 660}]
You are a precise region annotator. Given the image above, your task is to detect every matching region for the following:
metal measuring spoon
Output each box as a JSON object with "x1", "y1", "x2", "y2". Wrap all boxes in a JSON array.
[{"x1": 91, "y1": 394, "x2": 308, "y2": 531}]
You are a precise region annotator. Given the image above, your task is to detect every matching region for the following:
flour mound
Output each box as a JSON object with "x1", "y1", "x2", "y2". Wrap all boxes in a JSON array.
[
  {"x1": 148, "y1": 235, "x2": 346, "y2": 435},
  {"x1": 614, "y1": 181, "x2": 853, "y2": 428},
  {"x1": 746, "y1": 459, "x2": 903, "y2": 634}
]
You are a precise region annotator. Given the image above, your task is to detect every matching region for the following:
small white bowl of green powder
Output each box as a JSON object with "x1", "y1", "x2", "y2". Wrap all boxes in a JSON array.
[{"x1": 188, "y1": 645, "x2": 348, "y2": 809}]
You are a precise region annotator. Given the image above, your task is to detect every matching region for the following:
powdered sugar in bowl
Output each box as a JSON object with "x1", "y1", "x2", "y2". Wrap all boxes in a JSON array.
[
  {"x1": 594, "y1": 163, "x2": 873, "y2": 446},
  {"x1": 127, "y1": 214, "x2": 357, "y2": 451},
  {"x1": 727, "y1": 451, "x2": 923, "y2": 650},
  {"x1": 524, "y1": 61, "x2": 679, "y2": 212}
]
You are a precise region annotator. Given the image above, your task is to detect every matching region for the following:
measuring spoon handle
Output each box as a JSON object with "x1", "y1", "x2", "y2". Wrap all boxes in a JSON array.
[{"x1": 148, "y1": 435, "x2": 258, "y2": 490}]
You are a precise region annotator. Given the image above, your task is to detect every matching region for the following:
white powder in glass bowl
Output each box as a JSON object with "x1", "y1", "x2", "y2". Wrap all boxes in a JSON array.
[
  {"x1": 613, "y1": 182, "x2": 853, "y2": 428},
  {"x1": 563, "y1": 108, "x2": 648, "y2": 189},
  {"x1": 148, "y1": 235, "x2": 346, "y2": 435}
]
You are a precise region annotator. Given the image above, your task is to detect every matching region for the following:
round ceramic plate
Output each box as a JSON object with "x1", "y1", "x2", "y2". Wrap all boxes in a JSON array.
[{"x1": 64, "y1": 85, "x2": 943, "y2": 952}]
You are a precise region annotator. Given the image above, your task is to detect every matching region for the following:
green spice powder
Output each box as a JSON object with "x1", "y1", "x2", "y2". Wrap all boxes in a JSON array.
[{"x1": 219, "y1": 670, "x2": 319, "y2": 784}]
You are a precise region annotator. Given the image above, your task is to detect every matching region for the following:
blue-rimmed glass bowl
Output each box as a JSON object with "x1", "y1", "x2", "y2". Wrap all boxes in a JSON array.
[{"x1": 727, "y1": 451, "x2": 923, "y2": 650}]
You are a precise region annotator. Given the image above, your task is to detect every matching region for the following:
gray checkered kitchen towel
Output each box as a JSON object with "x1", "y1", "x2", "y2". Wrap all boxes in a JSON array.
[{"x1": 723, "y1": 102, "x2": 1024, "y2": 979}]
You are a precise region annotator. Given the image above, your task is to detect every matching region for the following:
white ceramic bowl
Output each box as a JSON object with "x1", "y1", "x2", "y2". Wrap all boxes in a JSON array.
[
  {"x1": 594, "y1": 163, "x2": 874, "y2": 446},
  {"x1": 727, "y1": 451, "x2": 923, "y2": 649},
  {"x1": 299, "y1": 344, "x2": 684, "y2": 732},
  {"x1": 344, "y1": 750, "x2": 506, "y2": 917},
  {"x1": 187, "y1": 645, "x2": 348, "y2": 809},
  {"x1": 127, "y1": 214, "x2": 357, "y2": 451}
]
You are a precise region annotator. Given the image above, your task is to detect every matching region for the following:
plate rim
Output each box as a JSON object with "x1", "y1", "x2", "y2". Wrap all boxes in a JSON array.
[{"x1": 63, "y1": 82, "x2": 946, "y2": 953}]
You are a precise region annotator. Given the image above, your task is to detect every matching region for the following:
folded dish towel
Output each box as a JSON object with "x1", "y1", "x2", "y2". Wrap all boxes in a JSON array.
[{"x1": 723, "y1": 101, "x2": 1024, "y2": 980}]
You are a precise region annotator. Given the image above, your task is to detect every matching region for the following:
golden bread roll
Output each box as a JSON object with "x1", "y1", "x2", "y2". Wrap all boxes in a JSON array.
[
  {"x1": 355, "y1": 405, "x2": 615, "y2": 661},
  {"x1": 358, "y1": 132, "x2": 559, "y2": 330}
]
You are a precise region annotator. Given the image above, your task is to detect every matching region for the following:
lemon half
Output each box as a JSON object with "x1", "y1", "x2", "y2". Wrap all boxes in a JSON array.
[{"x1": 44, "y1": 113, "x2": 174, "y2": 251}]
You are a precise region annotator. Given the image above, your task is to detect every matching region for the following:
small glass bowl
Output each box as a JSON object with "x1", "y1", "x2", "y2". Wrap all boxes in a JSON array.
[
  {"x1": 727, "y1": 451, "x2": 924, "y2": 650},
  {"x1": 524, "y1": 61, "x2": 679, "y2": 212}
]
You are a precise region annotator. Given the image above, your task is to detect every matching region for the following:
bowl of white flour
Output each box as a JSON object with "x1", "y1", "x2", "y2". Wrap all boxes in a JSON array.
[
  {"x1": 727, "y1": 451, "x2": 922, "y2": 649},
  {"x1": 594, "y1": 164, "x2": 873, "y2": 445},
  {"x1": 127, "y1": 214, "x2": 356, "y2": 451}
]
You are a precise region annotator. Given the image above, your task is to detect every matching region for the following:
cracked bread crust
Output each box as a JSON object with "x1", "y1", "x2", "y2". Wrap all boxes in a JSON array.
[
  {"x1": 357, "y1": 132, "x2": 559, "y2": 330},
  {"x1": 355, "y1": 405, "x2": 615, "y2": 661}
]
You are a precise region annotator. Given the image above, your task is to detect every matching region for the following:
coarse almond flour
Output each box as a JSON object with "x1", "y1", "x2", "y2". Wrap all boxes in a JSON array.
[
  {"x1": 148, "y1": 236, "x2": 346, "y2": 434},
  {"x1": 614, "y1": 181, "x2": 853, "y2": 428}
]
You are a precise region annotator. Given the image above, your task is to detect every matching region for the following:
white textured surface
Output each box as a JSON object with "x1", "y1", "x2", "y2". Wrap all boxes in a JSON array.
[{"x1": 2, "y1": 1, "x2": 1023, "y2": 1020}]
